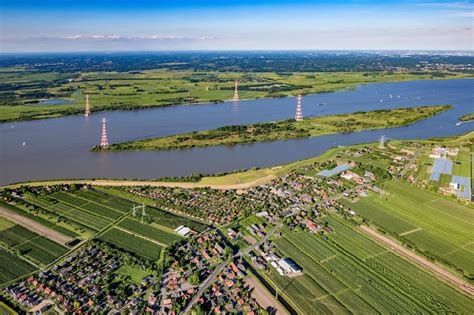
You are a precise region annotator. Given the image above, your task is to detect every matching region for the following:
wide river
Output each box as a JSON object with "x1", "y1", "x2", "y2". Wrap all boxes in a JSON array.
[{"x1": 1, "y1": 79, "x2": 473, "y2": 185}]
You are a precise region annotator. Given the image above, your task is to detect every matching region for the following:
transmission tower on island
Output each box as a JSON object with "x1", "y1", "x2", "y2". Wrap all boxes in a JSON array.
[
  {"x1": 84, "y1": 94, "x2": 91, "y2": 117},
  {"x1": 379, "y1": 135, "x2": 386, "y2": 149},
  {"x1": 233, "y1": 80, "x2": 239, "y2": 101},
  {"x1": 295, "y1": 95, "x2": 303, "y2": 121},
  {"x1": 100, "y1": 118, "x2": 109, "y2": 149}
]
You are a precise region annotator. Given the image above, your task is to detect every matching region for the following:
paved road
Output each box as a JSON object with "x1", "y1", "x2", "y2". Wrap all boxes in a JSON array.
[{"x1": 182, "y1": 260, "x2": 228, "y2": 315}]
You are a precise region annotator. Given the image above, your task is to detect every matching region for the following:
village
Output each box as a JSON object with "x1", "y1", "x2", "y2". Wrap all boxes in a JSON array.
[{"x1": 1, "y1": 138, "x2": 472, "y2": 314}]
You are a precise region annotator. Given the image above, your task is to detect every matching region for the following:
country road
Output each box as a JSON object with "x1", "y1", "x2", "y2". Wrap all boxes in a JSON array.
[{"x1": 182, "y1": 260, "x2": 229, "y2": 315}]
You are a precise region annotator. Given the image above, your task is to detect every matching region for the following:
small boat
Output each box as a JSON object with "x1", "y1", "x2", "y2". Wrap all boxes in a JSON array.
[
  {"x1": 389, "y1": 94, "x2": 393, "y2": 99},
  {"x1": 22, "y1": 141, "x2": 26, "y2": 146},
  {"x1": 456, "y1": 122, "x2": 462, "y2": 126}
]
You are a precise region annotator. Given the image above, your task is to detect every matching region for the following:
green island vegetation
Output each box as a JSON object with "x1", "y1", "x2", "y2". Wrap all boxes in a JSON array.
[
  {"x1": 0, "y1": 66, "x2": 469, "y2": 122},
  {"x1": 102, "y1": 105, "x2": 451, "y2": 151},
  {"x1": 459, "y1": 113, "x2": 474, "y2": 121}
]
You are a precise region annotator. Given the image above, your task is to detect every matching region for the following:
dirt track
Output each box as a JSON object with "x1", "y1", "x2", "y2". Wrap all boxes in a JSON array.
[
  {"x1": 0, "y1": 206, "x2": 71, "y2": 245},
  {"x1": 245, "y1": 276, "x2": 288, "y2": 315},
  {"x1": 359, "y1": 225, "x2": 474, "y2": 297},
  {"x1": 4, "y1": 175, "x2": 277, "y2": 191}
]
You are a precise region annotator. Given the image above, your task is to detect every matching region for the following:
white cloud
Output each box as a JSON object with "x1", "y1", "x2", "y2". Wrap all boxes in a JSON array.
[
  {"x1": 60, "y1": 35, "x2": 217, "y2": 41},
  {"x1": 418, "y1": 1, "x2": 473, "y2": 9}
]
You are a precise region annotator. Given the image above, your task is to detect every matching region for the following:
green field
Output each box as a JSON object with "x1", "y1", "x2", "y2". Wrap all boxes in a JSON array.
[
  {"x1": 118, "y1": 218, "x2": 182, "y2": 245},
  {"x1": 263, "y1": 216, "x2": 474, "y2": 314},
  {"x1": 104, "y1": 105, "x2": 451, "y2": 151},
  {"x1": 0, "y1": 223, "x2": 67, "y2": 266},
  {"x1": 99, "y1": 228, "x2": 163, "y2": 260},
  {"x1": 340, "y1": 181, "x2": 474, "y2": 277},
  {"x1": 0, "y1": 249, "x2": 36, "y2": 285},
  {"x1": 15, "y1": 237, "x2": 68, "y2": 265},
  {"x1": 116, "y1": 265, "x2": 152, "y2": 285},
  {"x1": 95, "y1": 187, "x2": 207, "y2": 231},
  {"x1": 1, "y1": 69, "x2": 468, "y2": 122},
  {"x1": 452, "y1": 146, "x2": 471, "y2": 177}
]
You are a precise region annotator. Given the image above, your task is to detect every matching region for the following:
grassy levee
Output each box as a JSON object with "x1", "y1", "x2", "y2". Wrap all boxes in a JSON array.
[
  {"x1": 103, "y1": 105, "x2": 451, "y2": 151},
  {"x1": 3, "y1": 131, "x2": 473, "y2": 191},
  {"x1": 0, "y1": 69, "x2": 470, "y2": 122}
]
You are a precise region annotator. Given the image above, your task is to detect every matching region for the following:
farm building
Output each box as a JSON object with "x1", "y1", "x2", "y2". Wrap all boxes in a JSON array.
[
  {"x1": 175, "y1": 226, "x2": 191, "y2": 237},
  {"x1": 278, "y1": 258, "x2": 302, "y2": 274}
]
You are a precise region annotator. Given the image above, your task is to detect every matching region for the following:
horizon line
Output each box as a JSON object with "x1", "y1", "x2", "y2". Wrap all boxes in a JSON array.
[{"x1": 1, "y1": 49, "x2": 473, "y2": 55}]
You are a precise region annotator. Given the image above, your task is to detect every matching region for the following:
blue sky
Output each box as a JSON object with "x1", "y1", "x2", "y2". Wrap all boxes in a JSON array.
[{"x1": 1, "y1": 0, "x2": 473, "y2": 52}]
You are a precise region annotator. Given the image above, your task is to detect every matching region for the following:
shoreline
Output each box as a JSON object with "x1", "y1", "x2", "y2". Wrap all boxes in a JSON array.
[
  {"x1": 100, "y1": 105, "x2": 451, "y2": 152},
  {"x1": 1, "y1": 73, "x2": 471, "y2": 124},
  {"x1": 3, "y1": 130, "x2": 472, "y2": 189}
]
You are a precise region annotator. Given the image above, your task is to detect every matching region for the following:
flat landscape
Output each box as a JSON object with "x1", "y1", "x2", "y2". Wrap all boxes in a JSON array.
[
  {"x1": 1, "y1": 131, "x2": 474, "y2": 313},
  {"x1": 340, "y1": 181, "x2": 474, "y2": 277},
  {"x1": 0, "y1": 67, "x2": 469, "y2": 122},
  {"x1": 2, "y1": 0, "x2": 474, "y2": 312},
  {"x1": 264, "y1": 218, "x2": 474, "y2": 314},
  {"x1": 0, "y1": 185, "x2": 204, "y2": 287},
  {"x1": 104, "y1": 105, "x2": 451, "y2": 151},
  {"x1": 1, "y1": 41, "x2": 473, "y2": 314}
]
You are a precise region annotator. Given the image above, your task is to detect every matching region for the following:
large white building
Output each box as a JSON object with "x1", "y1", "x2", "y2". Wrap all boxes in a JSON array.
[{"x1": 278, "y1": 258, "x2": 302, "y2": 274}]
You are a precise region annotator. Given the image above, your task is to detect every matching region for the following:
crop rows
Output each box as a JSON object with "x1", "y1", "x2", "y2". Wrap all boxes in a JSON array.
[
  {"x1": 99, "y1": 228, "x2": 162, "y2": 260},
  {"x1": 371, "y1": 251, "x2": 474, "y2": 313},
  {"x1": 340, "y1": 197, "x2": 417, "y2": 235},
  {"x1": 0, "y1": 226, "x2": 37, "y2": 247},
  {"x1": 0, "y1": 249, "x2": 36, "y2": 285},
  {"x1": 51, "y1": 192, "x2": 89, "y2": 207},
  {"x1": 80, "y1": 202, "x2": 123, "y2": 220},
  {"x1": 15, "y1": 237, "x2": 68, "y2": 265},
  {"x1": 61, "y1": 209, "x2": 111, "y2": 231},
  {"x1": 271, "y1": 215, "x2": 474, "y2": 314},
  {"x1": 345, "y1": 181, "x2": 474, "y2": 274},
  {"x1": 118, "y1": 218, "x2": 181, "y2": 245},
  {"x1": 265, "y1": 268, "x2": 334, "y2": 314}
]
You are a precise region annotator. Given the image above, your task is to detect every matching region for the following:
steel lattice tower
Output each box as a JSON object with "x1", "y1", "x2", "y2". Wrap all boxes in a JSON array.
[
  {"x1": 295, "y1": 95, "x2": 303, "y2": 121},
  {"x1": 84, "y1": 95, "x2": 91, "y2": 117},
  {"x1": 100, "y1": 118, "x2": 109, "y2": 148},
  {"x1": 233, "y1": 80, "x2": 239, "y2": 101}
]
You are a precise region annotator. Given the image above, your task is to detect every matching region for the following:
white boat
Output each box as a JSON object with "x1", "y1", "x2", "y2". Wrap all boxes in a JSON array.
[
  {"x1": 456, "y1": 122, "x2": 462, "y2": 126},
  {"x1": 22, "y1": 141, "x2": 26, "y2": 146}
]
